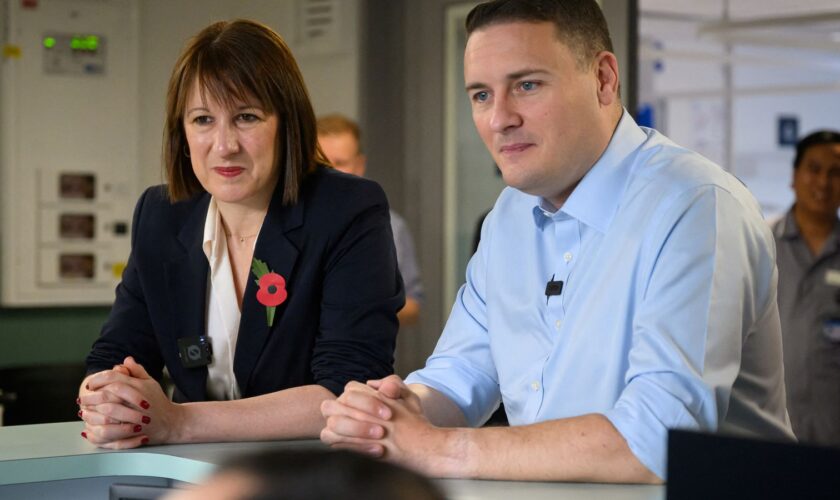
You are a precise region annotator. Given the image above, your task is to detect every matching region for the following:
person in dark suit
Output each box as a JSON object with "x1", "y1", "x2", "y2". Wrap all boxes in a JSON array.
[{"x1": 76, "y1": 19, "x2": 402, "y2": 449}]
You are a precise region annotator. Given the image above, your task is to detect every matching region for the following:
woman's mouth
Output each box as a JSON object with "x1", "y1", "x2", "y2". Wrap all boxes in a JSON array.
[{"x1": 214, "y1": 167, "x2": 245, "y2": 178}]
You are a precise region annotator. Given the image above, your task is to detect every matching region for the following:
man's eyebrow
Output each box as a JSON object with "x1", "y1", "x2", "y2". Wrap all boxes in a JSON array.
[{"x1": 465, "y1": 68, "x2": 551, "y2": 92}]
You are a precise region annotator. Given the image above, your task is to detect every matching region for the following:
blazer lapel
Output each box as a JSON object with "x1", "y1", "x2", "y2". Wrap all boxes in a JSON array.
[
  {"x1": 163, "y1": 195, "x2": 211, "y2": 401},
  {"x1": 234, "y1": 190, "x2": 304, "y2": 396}
]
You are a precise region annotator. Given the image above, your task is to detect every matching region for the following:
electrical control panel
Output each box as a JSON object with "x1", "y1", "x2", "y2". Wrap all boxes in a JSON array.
[{"x1": 1, "y1": 0, "x2": 139, "y2": 305}]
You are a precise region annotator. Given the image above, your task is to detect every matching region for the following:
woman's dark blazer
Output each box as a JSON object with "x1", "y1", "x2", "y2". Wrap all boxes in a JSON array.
[{"x1": 86, "y1": 166, "x2": 404, "y2": 401}]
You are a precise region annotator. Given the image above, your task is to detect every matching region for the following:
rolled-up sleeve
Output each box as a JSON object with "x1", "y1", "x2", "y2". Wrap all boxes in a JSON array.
[
  {"x1": 406, "y1": 214, "x2": 501, "y2": 427},
  {"x1": 604, "y1": 185, "x2": 773, "y2": 478}
]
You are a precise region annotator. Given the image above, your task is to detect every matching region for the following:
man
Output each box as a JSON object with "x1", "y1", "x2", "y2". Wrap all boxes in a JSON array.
[
  {"x1": 321, "y1": 0, "x2": 793, "y2": 483},
  {"x1": 773, "y1": 130, "x2": 840, "y2": 447},
  {"x1": 317, "y1": 114, "x2": 424, "y2": 326}
]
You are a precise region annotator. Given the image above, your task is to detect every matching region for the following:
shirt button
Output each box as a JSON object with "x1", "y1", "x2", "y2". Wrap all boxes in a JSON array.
[
  {"x1": 564, "y1": 252, "x2": 573, "y2": 262},
  {"x1": 555, "y1": 319, "x2": 562, "y2": 331},
  {"x1": 531, "y1": 381, "x2": 540, "y2": 391}
]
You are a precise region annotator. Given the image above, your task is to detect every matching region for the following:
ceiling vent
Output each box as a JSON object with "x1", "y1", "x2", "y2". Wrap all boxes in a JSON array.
[{"x1": 297, "y1": 0, "x2": 342, "y2": 54}]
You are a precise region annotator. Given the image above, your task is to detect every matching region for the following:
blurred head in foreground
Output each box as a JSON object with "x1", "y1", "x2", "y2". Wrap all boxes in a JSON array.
[{"x1": 164, "y1": 448, "x2": 446, "y2": 500}]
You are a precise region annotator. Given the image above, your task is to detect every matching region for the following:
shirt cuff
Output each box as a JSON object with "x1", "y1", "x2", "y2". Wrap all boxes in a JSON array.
[
  {"x1": 603, "y1": 375, "x2": 711, "y2": 480},
  {"x1": 406, "y1": 362, "x2": 500, "y2": 427}
]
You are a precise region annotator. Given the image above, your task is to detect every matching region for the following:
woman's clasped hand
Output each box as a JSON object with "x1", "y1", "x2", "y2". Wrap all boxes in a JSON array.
[{"x1": 79, "y1": 356, "x2": 181, "y2": 448}]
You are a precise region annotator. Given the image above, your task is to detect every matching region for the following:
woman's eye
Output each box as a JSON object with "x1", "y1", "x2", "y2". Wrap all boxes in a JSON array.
[{"x1": 237, "y1": 113, "x2": 260, "y2": 123}]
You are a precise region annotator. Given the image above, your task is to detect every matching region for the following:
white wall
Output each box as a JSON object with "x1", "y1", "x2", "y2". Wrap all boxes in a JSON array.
[
  {"x1": 639, "y1": 10, "x2": 840, "y2": 219},
  {"x1": 136, "y1": 0, "x2": 360, "y2": 190}
]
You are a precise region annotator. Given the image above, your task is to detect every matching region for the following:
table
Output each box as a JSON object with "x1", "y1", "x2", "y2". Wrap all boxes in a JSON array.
[{"x1": 0, "y1": 422, "x2": 665, "y2": 499}]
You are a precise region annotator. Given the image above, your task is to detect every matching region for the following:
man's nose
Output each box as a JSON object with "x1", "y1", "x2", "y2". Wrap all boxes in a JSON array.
[
  {"x1": 488, "y1": 95, "x2": 522, "y2": 133},
  {"x1": 814, "y1": 168, "x2": 831, "y2": 188}
]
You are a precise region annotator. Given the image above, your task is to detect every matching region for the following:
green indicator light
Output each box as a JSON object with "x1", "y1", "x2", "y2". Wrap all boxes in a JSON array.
[
  {"x1": 69, "y1": 35, "x2": 99, "y2": 52},
  {"x1": 43, "y1": 36, "x2": 56, "y2": 49}
]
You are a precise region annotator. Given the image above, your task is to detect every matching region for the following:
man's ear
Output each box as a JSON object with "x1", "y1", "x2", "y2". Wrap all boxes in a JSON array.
[{"x1": 594, "y1": 51, "x2": 620, "y2": 108}]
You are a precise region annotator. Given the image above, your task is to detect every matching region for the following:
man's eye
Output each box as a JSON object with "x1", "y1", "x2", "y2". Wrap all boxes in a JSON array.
[
  {"x1": 520, "y1": 81, "x2": 538, "y2": 91},
  {"x1": 472, "y1": 91, "x2": 489, "y2": 103}
]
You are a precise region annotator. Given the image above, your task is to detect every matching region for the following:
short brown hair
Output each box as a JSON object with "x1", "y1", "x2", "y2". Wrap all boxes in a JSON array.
[
  {"x1": 316, "y1": 114, "x2": 362, "y2": 152},
  {"x1": 794, "y1": 130, "x2": 840, "y2": 169},
  {"x1": 163, "y1": 19, "x2": 321, "y2": 204},
  {"x1": 465, "y1": 0, "x2": 613, "y2": 70}
]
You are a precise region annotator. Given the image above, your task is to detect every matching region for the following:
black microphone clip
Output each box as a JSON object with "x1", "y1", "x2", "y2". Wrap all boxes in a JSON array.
[{"x1": 545, "y1": 274, "x2": 563, "y2": 304}]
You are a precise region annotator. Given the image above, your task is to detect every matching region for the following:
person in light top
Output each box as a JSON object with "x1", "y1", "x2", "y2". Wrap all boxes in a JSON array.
[{"x1": 320, "y1": 0, "x2": 794, "y2": 482}]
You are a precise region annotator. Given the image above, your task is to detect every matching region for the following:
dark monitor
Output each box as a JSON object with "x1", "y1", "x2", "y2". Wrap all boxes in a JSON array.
[
  {"x1": 110, "y1": 483, "x2": 176, "y2": 500},
  {"x1": 667, "y1": 429, "x2": 840, "y2": 500}
]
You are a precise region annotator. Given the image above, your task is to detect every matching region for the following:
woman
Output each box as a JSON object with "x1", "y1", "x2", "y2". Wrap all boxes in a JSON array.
[{"x1": 77, "y1": 19, "x2": 402, "y2": 448}]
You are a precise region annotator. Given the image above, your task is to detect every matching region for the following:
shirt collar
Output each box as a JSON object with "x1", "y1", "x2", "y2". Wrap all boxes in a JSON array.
[
  {"x1": 202, "y1": 197, "x2": 225, "y2": 263},
  {"x1": 775, "y1": 208, "x2": 799, "y2": 240},
  {"x1": 777, "y1": 205, "x2": 840, "y2": 247},
  {"x1": 531, "y1": 109, "x2": 647, "y2": 232}
]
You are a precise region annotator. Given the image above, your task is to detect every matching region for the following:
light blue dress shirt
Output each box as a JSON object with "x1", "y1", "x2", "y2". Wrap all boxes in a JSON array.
[{"x1": 405, "y1": 111, "x2": 794, "y2": 478}]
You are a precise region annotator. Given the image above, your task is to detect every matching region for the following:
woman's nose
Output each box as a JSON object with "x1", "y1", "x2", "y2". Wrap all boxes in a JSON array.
[{"x1": 215, "y1": 124, "x2": 240, "y2": 155}]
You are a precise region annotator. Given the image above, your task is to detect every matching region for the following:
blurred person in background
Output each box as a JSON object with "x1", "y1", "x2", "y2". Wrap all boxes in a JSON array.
[
  {"x1": 318, "y1": 114, "x2": 424, "y2": 326},
  {"x1": 773, "y1": 129, "x2": 840, "y2": 447}
]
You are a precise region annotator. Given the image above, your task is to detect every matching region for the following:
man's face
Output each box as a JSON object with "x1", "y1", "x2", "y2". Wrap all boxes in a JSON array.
[
  {"x1": 318, "y1": 132, "x2": 366, "y2": 177},
  {"x1": 464, "y1": 21, "x2": 613, "y2": 207},
  {"x1": 793, "y1": 142, "x2": 840, "y2": 218}
]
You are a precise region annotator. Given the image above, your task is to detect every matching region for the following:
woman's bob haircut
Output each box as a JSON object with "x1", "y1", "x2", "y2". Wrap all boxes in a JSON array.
[{"x1": 163, "y1": 19, "x2": 321, "y2": 205}]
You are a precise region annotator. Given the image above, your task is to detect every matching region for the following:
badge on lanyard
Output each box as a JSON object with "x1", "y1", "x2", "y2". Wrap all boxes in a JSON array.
[
  {"x1": 822, "y1": 319, "x2": 840, "y2": 343},
  {"x1": 824, "y1": 269, "x2": 840, "y2": 287}
]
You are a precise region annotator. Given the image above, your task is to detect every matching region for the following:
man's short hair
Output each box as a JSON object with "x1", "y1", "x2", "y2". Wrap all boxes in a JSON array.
[
  {"x1": 465, "y1": 0, "x2": 613, "y2": 70},
  {"x1": 794, "y1": 130, "x2": 840, "y2": 169},
  {"x1": 317, "y1": 114, "x2": 361, "y2": 146}
]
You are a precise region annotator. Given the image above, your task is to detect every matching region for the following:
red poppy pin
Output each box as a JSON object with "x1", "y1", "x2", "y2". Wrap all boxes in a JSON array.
[{"x1": 251, "y1": 258, "x2": 287, "y2": 327}]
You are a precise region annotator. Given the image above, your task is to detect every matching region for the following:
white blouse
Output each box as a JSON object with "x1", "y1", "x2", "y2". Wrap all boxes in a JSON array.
[{"x1": 201, "y1": 198, "x2": 252, "y2": 400}]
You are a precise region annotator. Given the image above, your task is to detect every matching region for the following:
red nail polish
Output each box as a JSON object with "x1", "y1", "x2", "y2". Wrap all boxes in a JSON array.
[
  {"x1": 78, "y1": 410, "x2": 83, "y2": 418},
  {"x1": 133, "y1": 424, "x2": 142, "y2": 433},
  {"x1": 140, "y1": 400, "x2": 150, "y2": 409},
  {"x1": 142, "y1": 416, "x2": 151, "y2": 424},
  {"x1": 81, "y1": 431, "x2": 87, "y2": 439},
  {"x1": 141, "y1": 437, "x2": 149, "y2": 445}
]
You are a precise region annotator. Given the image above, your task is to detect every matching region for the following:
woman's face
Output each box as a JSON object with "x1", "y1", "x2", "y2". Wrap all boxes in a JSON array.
[{"x1": 183, "y1": 81, "x2": 280, "y2": 207}]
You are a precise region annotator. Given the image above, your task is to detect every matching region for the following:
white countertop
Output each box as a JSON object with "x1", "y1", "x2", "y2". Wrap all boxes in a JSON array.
[{"x1": 0, "y1": 422, "x2": 665, "y2": 500}]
